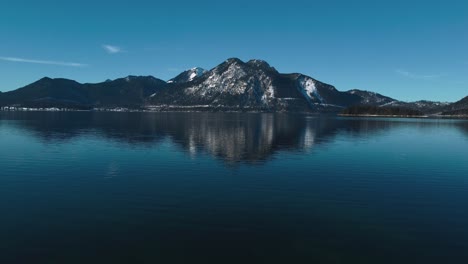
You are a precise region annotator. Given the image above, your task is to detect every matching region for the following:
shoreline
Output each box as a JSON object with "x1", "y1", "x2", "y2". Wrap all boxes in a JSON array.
[
  {"x1": 338, "y1": 114, "x2": 468, "y2": 119},
  {"x1": 1, "y1": 108, "x2": 467, "y2": 119},
  {"x1": 338, "y1": 114, "x2": 428, "y2": 118}
]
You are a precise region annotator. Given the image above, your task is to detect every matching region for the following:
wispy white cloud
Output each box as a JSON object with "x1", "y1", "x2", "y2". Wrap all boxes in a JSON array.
[
  {"x1": 0, "y1": 56, "x2": 87, "y2": 67},
  {"x1": 395, "y1": 69, "x2": 443, "y2": 80},
  {"x1": 102, "y1": 44, "x2": 124, "y2": 54}
]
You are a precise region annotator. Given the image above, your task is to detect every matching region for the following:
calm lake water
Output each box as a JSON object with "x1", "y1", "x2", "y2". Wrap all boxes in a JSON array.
[{"x1": 1, "y1": 112, "x2": 468, "y2": 264}]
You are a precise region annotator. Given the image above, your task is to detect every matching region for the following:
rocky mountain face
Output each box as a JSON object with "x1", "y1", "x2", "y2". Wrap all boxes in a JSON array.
[
  {"x1": 149, "y1": 58, "x2": 365, "y2": 112},
  {"x1": 0, "y1": 58, "x2": 465, "y2": 113}
]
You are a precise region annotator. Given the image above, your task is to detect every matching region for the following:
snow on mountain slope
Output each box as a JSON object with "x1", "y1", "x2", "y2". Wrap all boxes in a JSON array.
[
  {"x1": 297, "y1": 75, "x2": 324, "y2": 106},
  {"x1": 3, "y1": 57, "x2": 463, "y2": 113},
  {"x1": 168, "y1": 67, "x2": 207, "y2": 84},
  {"x1": 182, "y1": 59, "x2": 277, "y2": 107},
  {"x1": 189, "y1": 67, "x2": 207, "y2": 81},
  {"x1": 150, "y1": 58, "x2": 340, "y2": 111},
  {"x1": 115, "y1": 59, "x2": 382, "y2": 112}
]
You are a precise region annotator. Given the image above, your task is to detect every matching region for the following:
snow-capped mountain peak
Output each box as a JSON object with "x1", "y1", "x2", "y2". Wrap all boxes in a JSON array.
[
  {"x1": 168, "y1": 67, "x2": 207, "y2": 84},
  {"x1": 188, "y1": 67, "x2": 207, "y2": 81},
  {"x1": 150, "y1": 58, "x2": 354, "y2": 111}
]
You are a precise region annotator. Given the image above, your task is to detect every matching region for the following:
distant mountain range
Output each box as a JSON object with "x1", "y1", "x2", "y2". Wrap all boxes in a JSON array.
[{"x1": 0, "y1": 58, "x2": 466, "y2": 114}]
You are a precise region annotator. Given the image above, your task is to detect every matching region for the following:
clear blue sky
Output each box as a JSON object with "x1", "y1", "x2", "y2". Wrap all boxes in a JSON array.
[{"x1": 1, "y1": 0, "x2": 467, "y2": 102}]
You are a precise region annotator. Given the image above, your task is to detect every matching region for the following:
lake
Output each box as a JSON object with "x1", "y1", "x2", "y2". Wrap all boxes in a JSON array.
[{"x1": 1, "y1": 111, "x2": 467, "y2": 263}]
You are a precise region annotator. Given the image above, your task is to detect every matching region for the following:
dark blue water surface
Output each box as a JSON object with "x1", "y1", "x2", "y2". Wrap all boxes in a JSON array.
[{"x1": 1, "y1": 112, "x2": 468, "y2": 264}]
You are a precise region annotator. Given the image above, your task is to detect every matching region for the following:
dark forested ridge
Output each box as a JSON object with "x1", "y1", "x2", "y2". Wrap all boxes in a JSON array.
[
  {"x1": 441, "y1": 96, "x2": 468, "y2": 116},
  {"x1": 0, "y1": 76, "x2": 167, "y2": 109},
  {"x1": 442, "y1": 108, "x2": 468, "y2": 116},
  {"x1": 341, "y1": 105, "x2": 424, "y2": 116}
]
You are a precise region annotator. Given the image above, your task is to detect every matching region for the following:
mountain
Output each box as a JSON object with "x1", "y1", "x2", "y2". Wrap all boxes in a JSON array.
[
  {"x1": 378, "y1": 100, "x2": 450, "y2": 114},
  {"x1": 149, "y1": 58, "x2": 366, "y2": 112},
  {"x1": 0, "y1": 77, "x2": 89, "y2": 108},
  {"x1": 0, "y1": 76, "x2": 166, "y2": 109},
  {"x1": 343, "y1": 90, "x2": 453, "y2": 114},
  {"x1": 168, "y1": 67, "x2": 207, "y2": 84},
  {"x1": 442, "y1": 96, "x2": 468, "y2": 115},
  {"x1": 346, "y1": 89, "x2": 397, "y2": 106},
  {"x1": 0, "y1": 58, "x2": 464, "y2": 113},
  {"x1": 445, "y1": 96, "x2": 468, "y2": 110},
  {"x1": 83, "y1": 76, "x2": 166, "y2": 107}
]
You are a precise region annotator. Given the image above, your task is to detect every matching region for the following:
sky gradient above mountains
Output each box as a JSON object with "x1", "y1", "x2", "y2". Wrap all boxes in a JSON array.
[{"x1": 1, "y1": 0, "x2": 467, "y2": 102}]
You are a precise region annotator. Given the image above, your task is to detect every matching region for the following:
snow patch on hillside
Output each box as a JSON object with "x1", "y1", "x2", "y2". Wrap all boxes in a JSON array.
[
  {"x1": 189, "y1": 72, "x2": 198, "y2": 81},
  {"x1": 298, "y1": 76, "x2": 324, "y2": 106},
  {"x1": 188, "y1": 67, "x2": 207, "y2": 81}
]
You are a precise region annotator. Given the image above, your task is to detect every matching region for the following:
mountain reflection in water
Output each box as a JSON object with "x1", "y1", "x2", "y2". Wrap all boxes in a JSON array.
[
  {"x1": 1, "y1": 111, "x2": 467, "y2": 165},
  {"x1": 1, "y1": 111, "x2": 468, "y2": 264}
]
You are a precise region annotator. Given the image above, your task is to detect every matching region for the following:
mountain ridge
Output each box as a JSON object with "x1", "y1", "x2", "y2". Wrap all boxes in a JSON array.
[{"x1": 0, "y1": 58, "x2": 465, "y2": 114}]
